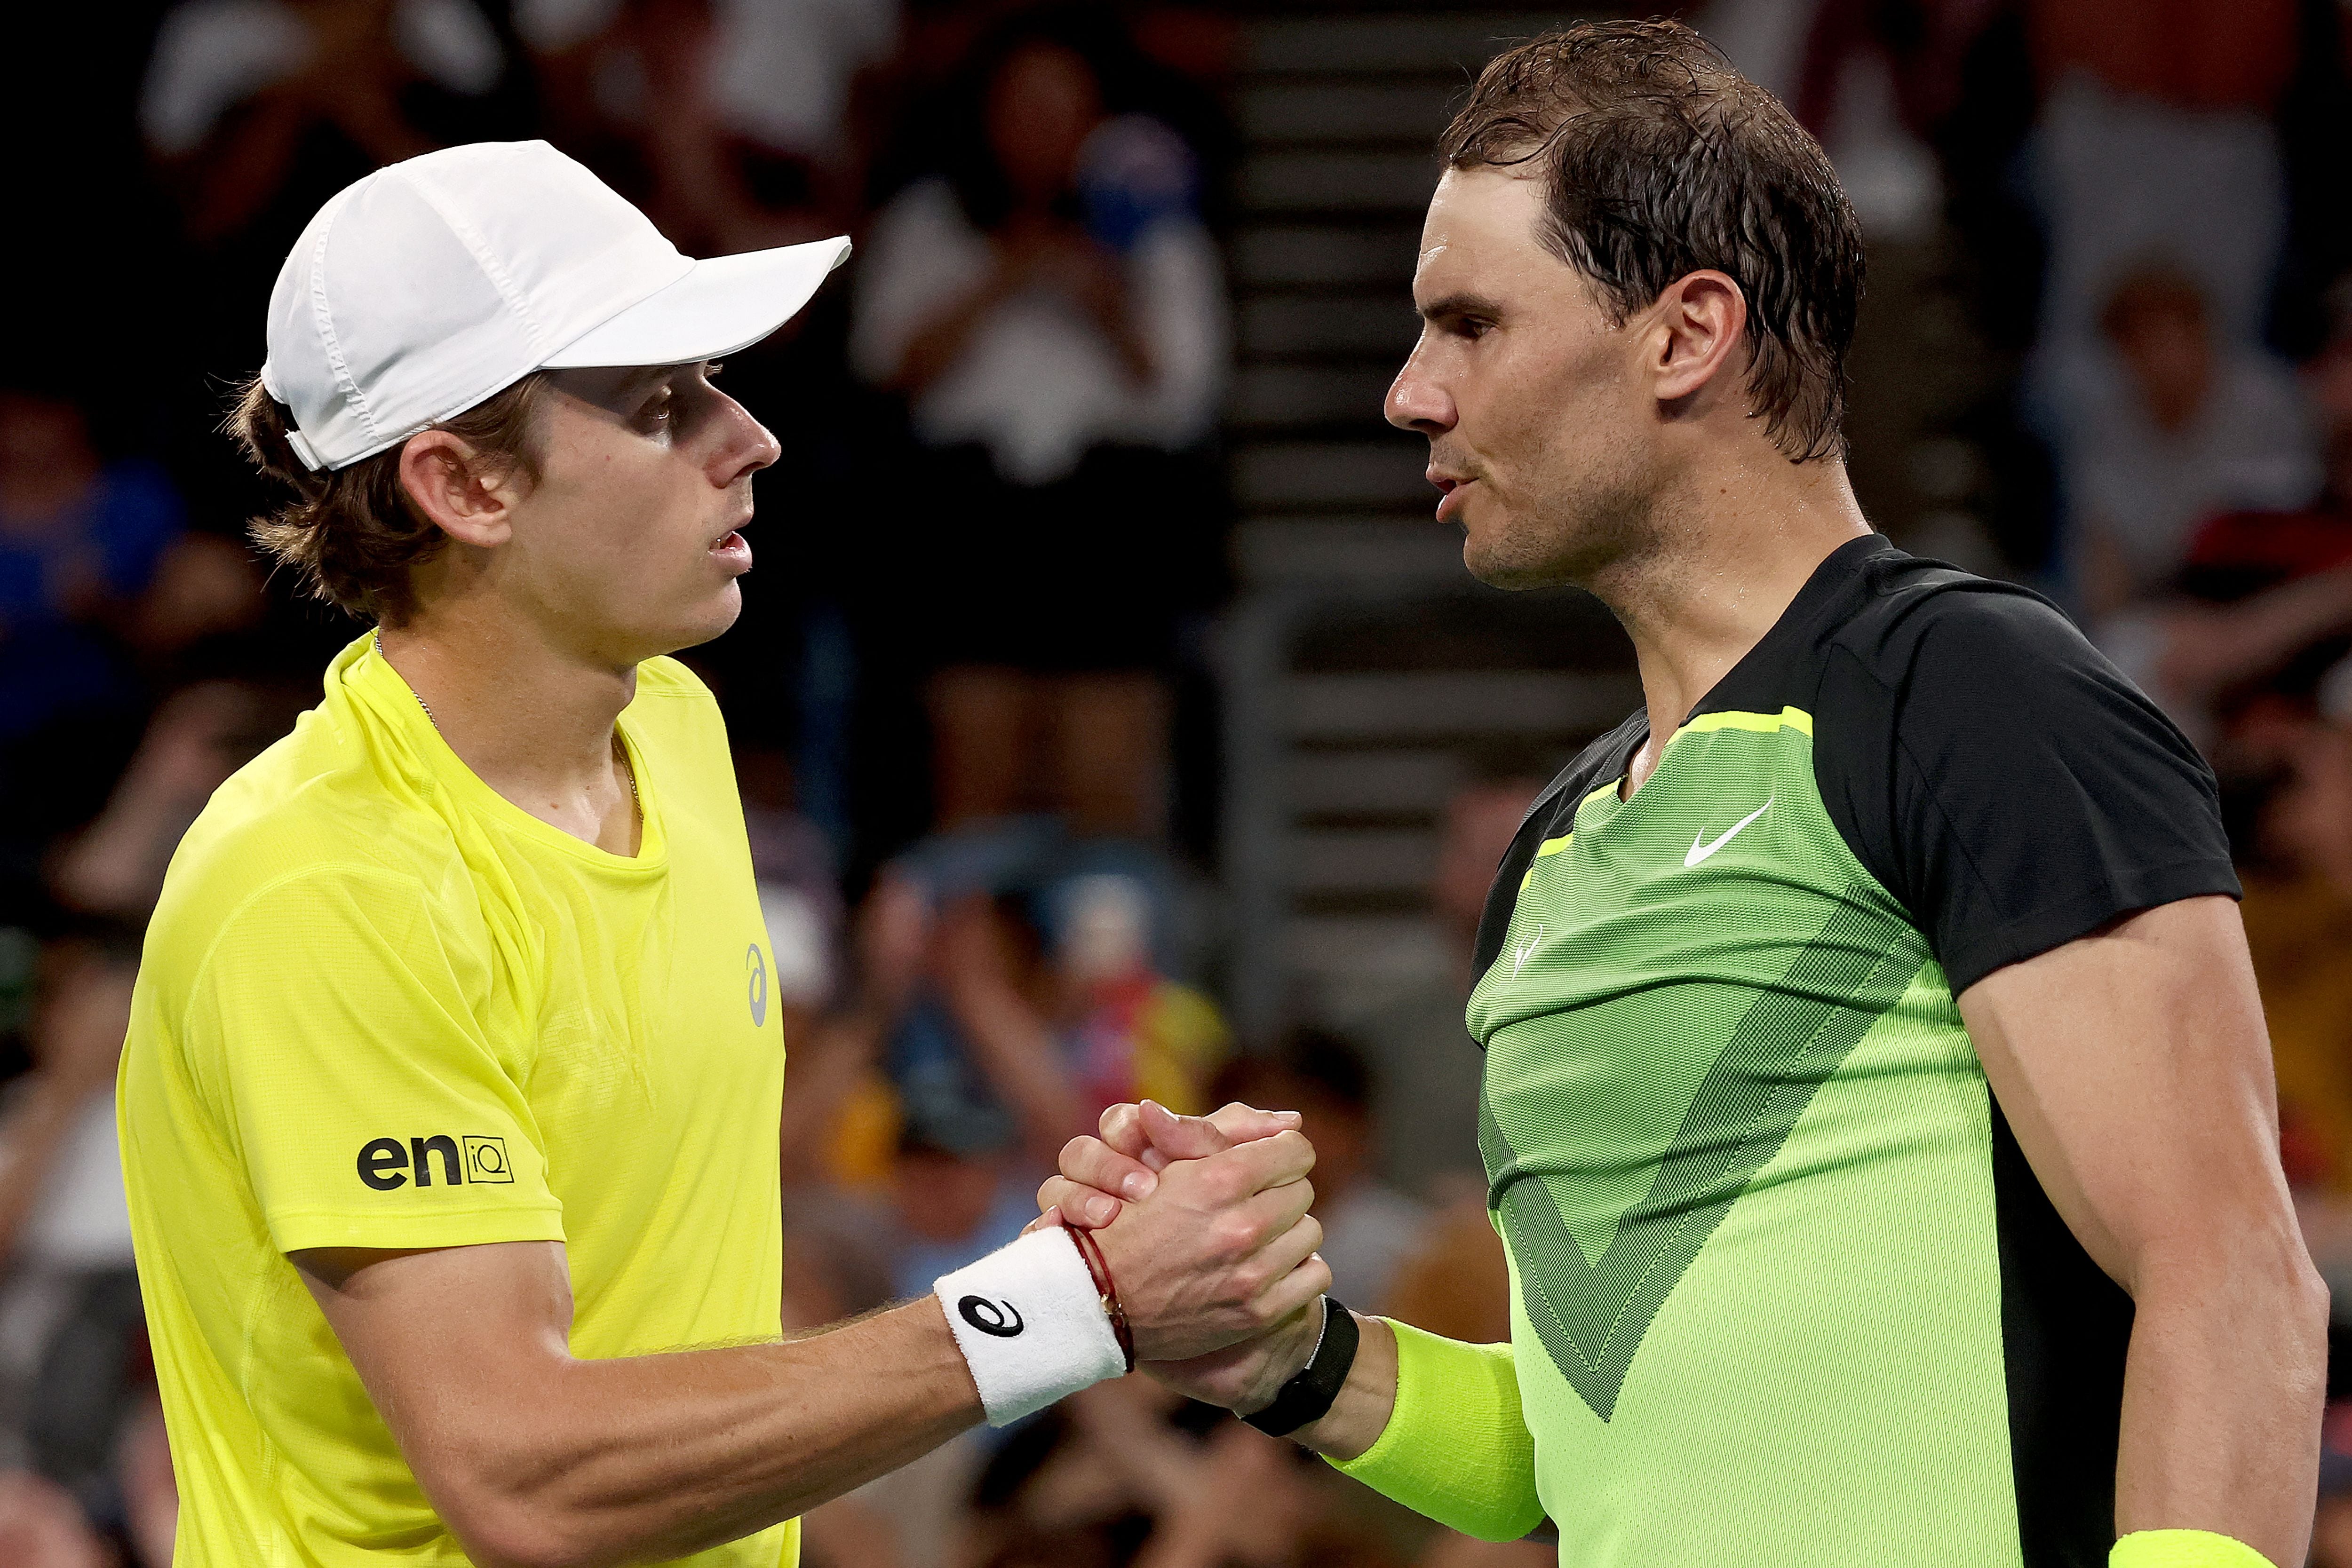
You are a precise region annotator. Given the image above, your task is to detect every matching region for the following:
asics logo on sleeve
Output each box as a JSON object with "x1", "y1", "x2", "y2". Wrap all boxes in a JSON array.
[{"x1": 1684, "y1": 797, "x2": 1772, "y2": 868}]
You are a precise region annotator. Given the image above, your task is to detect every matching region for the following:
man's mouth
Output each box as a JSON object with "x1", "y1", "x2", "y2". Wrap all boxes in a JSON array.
[
  {"x1": 1429, "y1": 469, "x2": 1476, "y2": 523},
  {"x1": 709, "y1": 517, "x2": 753, "y2": 570}
]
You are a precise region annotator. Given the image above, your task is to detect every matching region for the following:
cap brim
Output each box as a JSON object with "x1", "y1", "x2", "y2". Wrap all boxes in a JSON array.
[{"x1": 539, "y1": 235, "x2": 851, "y2": 370}]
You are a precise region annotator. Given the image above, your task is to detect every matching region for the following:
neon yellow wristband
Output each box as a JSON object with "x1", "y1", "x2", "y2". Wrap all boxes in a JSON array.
[{"x1": 2110, "y1": 1529, "x2": 2275, "y2": 1568}]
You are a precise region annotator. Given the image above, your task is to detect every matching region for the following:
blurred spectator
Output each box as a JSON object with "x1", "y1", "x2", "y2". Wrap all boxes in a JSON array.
[
  {"x1": 0, "y1": 1407, "x2": 176, "y2": 1568},
  {"x1": 141, "y1": 0, "x2": 506, "y2": 245},
  {"x1": 2026, "y1": 0, "x2": 2297, "y2": 364},
  {"x1": 2059, "y1": 265, "x2": 2318, "y2": 618},
  {"x1": 50, "y1": 682, "x2": 286, "y2": 922},
  {"x1": 0, "y1": 387, "x2": 257, "y2": 715},
  {"x1": 858, "y1": 815, "x2": 1222, "y2": 1136},
  {"x1": 852, "y1": 15, "x2": 1227, "y2": 839},
  {"x1": 0, "y1": 386, "x2": 263, "y2": 925},
  {"x1": 1334, "y1": 758, "x2": 1550, "y2": 1197},
  {"x1": 517, "y1": 0, "x2": 898, "y2": 250},
  {"x1": 1050, "y1": 871, "x2": 1225, "y2": 1126},
  {"x1": 740, "y1": 744, "x2": 848, "y2": 1045},
  {"x1": 968, "y1": 1378, "x2": 1406, "y2": 1568},
  {"x1": 1217, "y1": 1030, "x2": 1427, "y2": 1313},
  {"x1": 2093, "y1": 277, "x2": 2352, "y2": 745},
  {"x1": 2241, "y1": 720, "x2": 2352, "y2": 1198},
  {"x1": 1414, "y1": 1541, "x2": 1555, "y2": 1568},
  {"x1": 0, "y1": 944, "x2": 160, "y2": 1560},
  {"x1": 0, "y1": 1467, "x2": 110, "y2": 1568},
  {"x1": 1383, "y1": 1186, "x2": 1515, "y2": 1349}
]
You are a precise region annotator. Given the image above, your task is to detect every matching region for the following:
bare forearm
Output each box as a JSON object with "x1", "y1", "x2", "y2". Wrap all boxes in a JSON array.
[
  {"x1": 2117, "y1": 1255, "x2": 2326, "y2": 1567},
  {"x1": 419, "y1": 1299, "x2": 979, "y2": 1568}
]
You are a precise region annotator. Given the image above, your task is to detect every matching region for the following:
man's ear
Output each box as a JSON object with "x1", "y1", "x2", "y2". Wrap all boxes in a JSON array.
[
  {"x1": 1646, "y1": 269, "x2": 1749, "y2": 407},
  {"x1": 395, "y1": 430, "x2": 521, "y2": 549}
]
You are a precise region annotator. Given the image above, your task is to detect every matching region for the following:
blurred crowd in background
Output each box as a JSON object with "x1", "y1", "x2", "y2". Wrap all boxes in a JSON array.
[{"x1": 4, "y1": 0, "x2": 2352, "y2": 1563}]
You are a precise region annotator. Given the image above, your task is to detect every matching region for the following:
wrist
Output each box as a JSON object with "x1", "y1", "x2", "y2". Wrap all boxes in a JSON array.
[
  {"x1": 933, "y1": 1227, "x2": 1127, "y2": 1427},
  {"x1": 1242, "y1": 1297, "x2": 1362, "y2": 1437},
  {"x1": 1232, "y1": 1298, "x2": 1330, "y2": 1418},
  {"x1": 1295, "y1": 1313, "x2": 1397, "y2": 1462}
]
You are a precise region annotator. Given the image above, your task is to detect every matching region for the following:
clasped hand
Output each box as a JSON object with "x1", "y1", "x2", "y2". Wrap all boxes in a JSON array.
[{"x1": 1032, "y1": 1101, "x2": 1331, "y2": 1411}]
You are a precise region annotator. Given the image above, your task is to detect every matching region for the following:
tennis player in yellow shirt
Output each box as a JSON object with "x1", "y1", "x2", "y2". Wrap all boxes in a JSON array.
[{"x1": 117, "y1": 140, "x2": 1331, "y2": 1568}]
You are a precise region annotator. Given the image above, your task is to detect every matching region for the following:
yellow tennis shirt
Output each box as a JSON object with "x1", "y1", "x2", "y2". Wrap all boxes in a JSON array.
[{"x1": 120, "y1": 634, "x2": 797, "y2": 1566}]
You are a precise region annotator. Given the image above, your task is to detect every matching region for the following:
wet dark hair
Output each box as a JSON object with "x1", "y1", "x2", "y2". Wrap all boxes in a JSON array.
[
  {"x1": 227, "y1": 373, "x2": 551, "y2": 626},
  {"x1": 1439, "y1": 18, "x2": 1866, "y2": 462}
]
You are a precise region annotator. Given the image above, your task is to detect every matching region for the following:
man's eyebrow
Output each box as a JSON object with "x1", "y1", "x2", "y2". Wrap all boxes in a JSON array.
[
  {"x1": 620, "y1": 364, "x2": 685, "y2": 393},
  {"x1": 1419, "y1": 292, "x2": 1508, "y2": 323}
]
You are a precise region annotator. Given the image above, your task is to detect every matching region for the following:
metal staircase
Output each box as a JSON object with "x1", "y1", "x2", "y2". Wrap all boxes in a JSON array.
[{"x1": 1214, "y1": 6, "x2": 1638, "y2": 1036}]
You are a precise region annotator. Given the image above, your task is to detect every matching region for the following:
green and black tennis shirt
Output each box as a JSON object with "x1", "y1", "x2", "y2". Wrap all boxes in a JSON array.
[{"x1": 1468, "y1": 534, "x2": 2239, "y2": 1566}]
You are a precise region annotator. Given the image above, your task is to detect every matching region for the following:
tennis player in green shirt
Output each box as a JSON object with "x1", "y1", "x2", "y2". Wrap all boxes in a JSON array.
[{"x1": 1043, "y1": 21, "x2": 2324, "y2": 1568}]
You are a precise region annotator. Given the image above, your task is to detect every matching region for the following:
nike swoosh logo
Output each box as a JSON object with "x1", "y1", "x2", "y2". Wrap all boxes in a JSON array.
[
  {"x1": 1511, "y1": 922, "x2": 1547, "y2": 976},
  {"x1": 1684, "y1": 797, "x2": 1772, "y2": 868}
]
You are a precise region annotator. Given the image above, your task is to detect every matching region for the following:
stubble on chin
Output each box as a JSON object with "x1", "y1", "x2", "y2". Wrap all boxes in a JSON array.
[{"x1": 1464, "y1": 473, "x2": 1661, "y2": 594}]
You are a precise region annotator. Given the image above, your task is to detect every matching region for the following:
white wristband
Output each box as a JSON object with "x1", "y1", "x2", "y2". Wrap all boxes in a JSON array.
[{"x1": 935, "y1": 1227, "x2": 1127, "y2": 1425}]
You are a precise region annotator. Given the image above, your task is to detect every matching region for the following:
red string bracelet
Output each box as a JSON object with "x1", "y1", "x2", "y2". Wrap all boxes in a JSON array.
[{"x1": 1061, "y1": 1219, "x2": 1135, "y2": 1371}]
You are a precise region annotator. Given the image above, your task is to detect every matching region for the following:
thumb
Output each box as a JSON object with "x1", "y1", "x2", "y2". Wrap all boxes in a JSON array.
[{"x1": 1138, "y1": 1099, "x2": 1235, "y2": 1163}]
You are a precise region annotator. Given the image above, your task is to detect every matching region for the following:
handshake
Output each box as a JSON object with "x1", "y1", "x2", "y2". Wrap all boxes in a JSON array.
[{"x1": 1016, "y1": 1100, "x2": 1382, "y2": 1443}]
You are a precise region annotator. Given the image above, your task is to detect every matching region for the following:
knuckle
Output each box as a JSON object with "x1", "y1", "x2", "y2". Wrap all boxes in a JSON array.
[
  {"x1": 1212, "y1": 1212, "x2": 1259, "y2": 1259},
  {"x1": 1244, "y1": 1288, "x2": 1288, "y2": 1332}
]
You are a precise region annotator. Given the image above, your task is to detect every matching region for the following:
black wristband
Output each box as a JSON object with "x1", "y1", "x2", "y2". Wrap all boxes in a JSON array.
[{"x1": 1242, "y1": 1297, "x2": 1359, "y2": 1437}]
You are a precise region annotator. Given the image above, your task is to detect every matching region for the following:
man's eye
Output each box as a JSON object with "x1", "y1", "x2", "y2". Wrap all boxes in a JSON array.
[{"x1": 639, "y1": 392, "x2": 674, "y2": 427}]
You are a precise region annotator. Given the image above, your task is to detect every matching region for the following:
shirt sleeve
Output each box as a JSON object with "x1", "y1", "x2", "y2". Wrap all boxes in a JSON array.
[
  {"x1": 1329, "y1": 1321, "x2": 1544, "y2": 1542},
  {"x1": 181, "y1": 867, "x2": 565, "y2": 1256},
  {"x1": 1815, "y1": 581, "x2": 2240, "y2": 996}
]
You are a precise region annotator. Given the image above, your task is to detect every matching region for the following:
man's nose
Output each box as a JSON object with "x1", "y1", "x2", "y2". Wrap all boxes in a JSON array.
[
  {"x1": 715, "y1": 396, "x2": 782, "y2": 483},
  {"x1": 1385, "y1": 357, "x2": 1455, "y2": 436}
]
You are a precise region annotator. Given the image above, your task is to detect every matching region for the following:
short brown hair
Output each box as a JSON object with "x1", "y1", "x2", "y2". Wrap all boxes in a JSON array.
[
  {"x1": 1439, "y1": 19, "x2": 1865, "y2": 462},
  {"x1": 229, "y1": 374, "x2": 552, "y2": 625}
]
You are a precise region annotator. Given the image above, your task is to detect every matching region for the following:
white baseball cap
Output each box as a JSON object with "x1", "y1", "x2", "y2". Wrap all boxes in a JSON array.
[{"x1": 258, "y1": 140, "x2": 851, "y2": 471}]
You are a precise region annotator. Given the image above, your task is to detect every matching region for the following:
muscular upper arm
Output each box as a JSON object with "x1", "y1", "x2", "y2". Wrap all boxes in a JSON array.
[
  {"x1": 294, "y1": 1241, "x2": 578, "y2": 1551},
  {"x1": 1956, "y1": 896, "x2": 2291, "y2": 1286}
]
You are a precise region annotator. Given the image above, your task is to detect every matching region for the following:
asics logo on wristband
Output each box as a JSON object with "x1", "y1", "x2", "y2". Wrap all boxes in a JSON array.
[{"x1": 958, "y1": 1296, "x2": 1025, "y2": 1338}]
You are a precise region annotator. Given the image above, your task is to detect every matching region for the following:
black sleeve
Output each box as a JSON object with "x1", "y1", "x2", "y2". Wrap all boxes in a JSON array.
[{"x1": 1814, "y1": 581, "x2": 2239, "y2": 996}]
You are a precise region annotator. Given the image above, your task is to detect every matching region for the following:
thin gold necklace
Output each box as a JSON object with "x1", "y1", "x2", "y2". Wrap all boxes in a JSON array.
[{"x1": 373, "y1": 628, "x2": 639, "y2": 808}]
